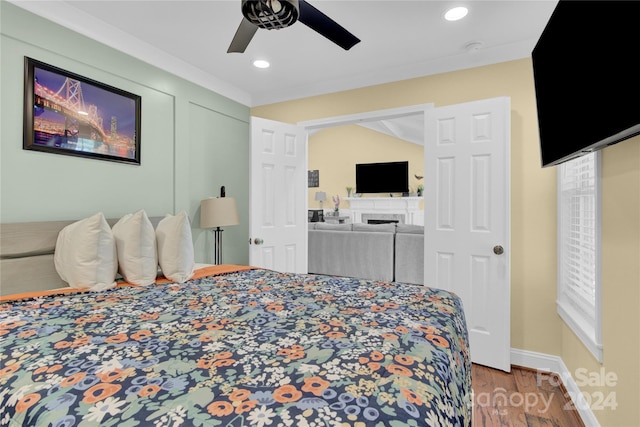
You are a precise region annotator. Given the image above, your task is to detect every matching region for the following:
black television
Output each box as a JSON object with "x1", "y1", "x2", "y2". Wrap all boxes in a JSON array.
[
  {"x1": 532, "y1": 0, "x2": 640, "y2": 167},
  {"x1": 355, "y1": 161, "x2": 409, "y2": 194}
]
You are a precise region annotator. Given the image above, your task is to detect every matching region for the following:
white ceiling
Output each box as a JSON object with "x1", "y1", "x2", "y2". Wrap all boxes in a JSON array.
[{"x1": 11, "y1": 0, "x2": 558, "y2": 108}]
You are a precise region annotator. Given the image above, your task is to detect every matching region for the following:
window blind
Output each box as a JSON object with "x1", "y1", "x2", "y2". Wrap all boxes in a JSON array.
[{"x1": 557, "y1": 152, "x2": 602, "y2": 360}]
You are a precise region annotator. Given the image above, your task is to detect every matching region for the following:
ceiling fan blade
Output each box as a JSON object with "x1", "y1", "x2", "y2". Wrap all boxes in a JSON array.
[
  {"x1": 228, "y1": 18, "x2": 259, "y2": 53},
  {"x1": 298, "y1": 0, "x2": 360, "y2": 50}
]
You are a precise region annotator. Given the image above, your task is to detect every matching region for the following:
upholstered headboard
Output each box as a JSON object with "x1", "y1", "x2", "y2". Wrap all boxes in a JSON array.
[{"x1": 0, "y1": 217, "x2": 162, "y2": 297}]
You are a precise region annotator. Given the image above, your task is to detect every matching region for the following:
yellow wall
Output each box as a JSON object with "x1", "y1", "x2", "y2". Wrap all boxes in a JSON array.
[
  {"x1": 559, "y1": 139, "x2": 639, "y2": 427},
  {"x1": 253, "y1": 58, "x2": 640, "y2": 426},
  {"x1": 308, "y1": 125, "x2": 425, "y2": 211}
]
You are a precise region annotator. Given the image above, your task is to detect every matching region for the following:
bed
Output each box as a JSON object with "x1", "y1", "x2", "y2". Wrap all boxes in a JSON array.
[{"x1": 0, "y1": 217, "x2": 471, "y2": 426}]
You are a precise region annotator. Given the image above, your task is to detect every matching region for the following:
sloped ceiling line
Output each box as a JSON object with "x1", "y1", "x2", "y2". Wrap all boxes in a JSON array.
[{"x1": 356, "y1": 117, "x2": 424, "y2": 146}]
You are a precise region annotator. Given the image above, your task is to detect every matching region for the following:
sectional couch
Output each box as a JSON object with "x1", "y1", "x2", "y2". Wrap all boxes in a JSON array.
[{"x1": 307, "y1": 222, "x2": 424, "y2": 285}]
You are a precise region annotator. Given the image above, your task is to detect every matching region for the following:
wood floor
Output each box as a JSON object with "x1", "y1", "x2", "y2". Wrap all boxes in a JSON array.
[{"x1": 472, "y1": 364, "x2": 586, "y2": 427}]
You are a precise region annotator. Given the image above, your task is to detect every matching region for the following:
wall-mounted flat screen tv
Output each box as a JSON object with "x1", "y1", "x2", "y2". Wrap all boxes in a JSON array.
[
  {"x1": 355, "y1": 161, "x2": 409, "y2": 194},
  {"x1": 532, "y1": 0, "x2": 640, "y2": 167}
]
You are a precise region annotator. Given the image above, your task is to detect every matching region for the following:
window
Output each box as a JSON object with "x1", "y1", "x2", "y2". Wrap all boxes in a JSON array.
[{"x1": 557, "y1": 152, "x2": 602, "y2": 361}]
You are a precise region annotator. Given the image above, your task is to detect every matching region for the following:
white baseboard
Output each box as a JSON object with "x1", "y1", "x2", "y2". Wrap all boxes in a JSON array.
[{"x1": 510, "y1": 348, "x2": 601, "y2": 427}]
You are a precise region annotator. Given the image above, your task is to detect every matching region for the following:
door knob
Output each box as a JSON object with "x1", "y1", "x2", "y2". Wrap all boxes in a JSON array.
[
  {"x1": 253, "y1": 238, "x2": 264, "y2": 245},
  {"x1": 493, "y1": 245, "x2": 504, "y2": 255}
]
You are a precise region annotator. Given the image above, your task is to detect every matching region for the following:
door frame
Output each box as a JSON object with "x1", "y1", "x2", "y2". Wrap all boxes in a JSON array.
[
  {"x1": 298, "y1": 103, "x2": 433, "y2": 134},
  {"x1": 297, "y1": 103, "x2": 434, "y2": 267}
]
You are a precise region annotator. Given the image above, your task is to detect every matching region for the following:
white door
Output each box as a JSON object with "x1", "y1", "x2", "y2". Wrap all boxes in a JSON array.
[
  {"x1": 249, "y1": 117, "x2": 308, "y2": 273},
  {"x1": 424, "y1": 97, "x2": 511, "y2": 371}
]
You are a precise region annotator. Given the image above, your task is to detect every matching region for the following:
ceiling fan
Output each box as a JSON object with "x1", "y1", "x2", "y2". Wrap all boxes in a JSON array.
[{"x1": 228, "y1": 0, "x2": 360, "y2": 53}]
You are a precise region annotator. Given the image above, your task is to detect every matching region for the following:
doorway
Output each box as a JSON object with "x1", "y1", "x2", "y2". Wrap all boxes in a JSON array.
[{"x1": 250, "y1": 98, "x2": 511, "y2": 371}]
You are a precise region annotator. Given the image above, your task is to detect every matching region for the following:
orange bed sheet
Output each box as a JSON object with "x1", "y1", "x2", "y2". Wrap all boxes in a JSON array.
[{"x1": 0, "y1": 264, "x2": 254, "y2": 303}]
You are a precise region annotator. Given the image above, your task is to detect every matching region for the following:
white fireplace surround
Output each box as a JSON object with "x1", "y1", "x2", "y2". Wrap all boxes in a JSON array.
[{"x1": 345, "y1": 197, "x2": 424, "y2": 226}]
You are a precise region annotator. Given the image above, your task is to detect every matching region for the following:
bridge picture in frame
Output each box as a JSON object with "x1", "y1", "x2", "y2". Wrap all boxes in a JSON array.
[{"x1": 23, "y1": 57, "x2": 141, "y2": 165}]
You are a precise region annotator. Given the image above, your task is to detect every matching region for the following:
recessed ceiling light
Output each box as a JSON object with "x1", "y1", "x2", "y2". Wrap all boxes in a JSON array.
[
  {"x1": 253, "y1": 59, "x2": 270, "y2": 69},
  {"x1": 445, "y1": 6, "x2": 468, "y2": 21}
]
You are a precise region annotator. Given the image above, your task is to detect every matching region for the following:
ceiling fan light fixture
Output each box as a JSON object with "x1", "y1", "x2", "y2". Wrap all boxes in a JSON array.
[
  {"x1": 242, "y1": 0, "x2": 299, "y2": 30},
  {"x1": 229, "y1": 0, "x2": 360, "y2": 53}
]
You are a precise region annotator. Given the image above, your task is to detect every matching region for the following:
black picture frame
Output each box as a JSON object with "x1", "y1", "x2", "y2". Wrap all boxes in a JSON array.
[
  {"x1": 23, "y1": 57, "x2": 141, "y2": 165},
  {"x1": 308, "y1": 169, "x2": 319, "y2": 187}
]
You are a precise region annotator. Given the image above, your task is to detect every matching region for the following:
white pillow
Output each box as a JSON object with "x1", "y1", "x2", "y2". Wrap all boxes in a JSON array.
[
  {"x1": 156, "y1": 211, "x2": 195, "y2": 283},
  {"x1": 54, "y1": 212, "x2": 117, "y2": 291},
  {"x1": 112, "y1": 210, "x2": 158, "y2": 286}
]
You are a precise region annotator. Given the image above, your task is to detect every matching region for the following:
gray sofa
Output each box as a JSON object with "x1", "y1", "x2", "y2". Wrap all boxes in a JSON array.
[{"x1": 308, "y1": 222, "x2": 424, "y2": 284}]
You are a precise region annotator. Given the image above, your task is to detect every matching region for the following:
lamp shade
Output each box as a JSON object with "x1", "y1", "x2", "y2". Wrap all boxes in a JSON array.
[
  {"x1": 200, "y1": 197, "x2": 240, "y2": 228},
  {"x1": 314, "y1": 191, "x2": 326, "y2": 202}
]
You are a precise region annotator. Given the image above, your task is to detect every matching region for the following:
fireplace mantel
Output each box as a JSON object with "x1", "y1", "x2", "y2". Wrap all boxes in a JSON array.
[{"x1": 345, "y1": 197, "x2": 424, "y2": 225}]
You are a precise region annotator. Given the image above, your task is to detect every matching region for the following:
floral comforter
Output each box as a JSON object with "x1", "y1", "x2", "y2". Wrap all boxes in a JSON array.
[{"x1": 0, "y1": 267, "x2": 471, "y2": 426}]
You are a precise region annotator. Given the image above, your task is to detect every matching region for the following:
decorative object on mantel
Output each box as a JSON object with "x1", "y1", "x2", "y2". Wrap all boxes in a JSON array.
[
  {"x1": 346, "y1": 186, "x2": 353, "y2": 197},
  {"x1": 414, "y1": 174, "x2": 424, "y2": 196},
  {"x1": 332, "y1": 195, "x2": 341, "y2": 216},
  {"x1": 314, "y1": 191, "x2": 326, "y2": 209}
]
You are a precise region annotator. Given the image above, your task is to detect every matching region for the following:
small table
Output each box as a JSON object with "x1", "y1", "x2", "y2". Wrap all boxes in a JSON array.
[{"x1": 324, "y1": 216, "x2": 350, "y2": 224}]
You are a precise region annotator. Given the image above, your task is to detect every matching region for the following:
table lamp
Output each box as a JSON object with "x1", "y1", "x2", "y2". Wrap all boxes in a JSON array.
[
  {"x1": 314, "y1": 191, "x2": 326, "y2": 209},
  {"x1": 200, "y1": 187, "x2": 239, "y2": 265}
]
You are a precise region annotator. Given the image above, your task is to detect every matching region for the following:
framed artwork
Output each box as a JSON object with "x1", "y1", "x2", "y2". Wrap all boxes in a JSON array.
[
  {"x1": 23, "y1": 57, "x2": 142, "y2": 165},
  {"x1": 308, "y1": 169, "x2": 319, "y2": 187}
]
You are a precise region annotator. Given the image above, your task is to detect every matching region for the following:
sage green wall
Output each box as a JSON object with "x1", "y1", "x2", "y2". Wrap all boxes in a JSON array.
[{"x1": 0, "y1": 2, "x2": 250, "y2": 265}]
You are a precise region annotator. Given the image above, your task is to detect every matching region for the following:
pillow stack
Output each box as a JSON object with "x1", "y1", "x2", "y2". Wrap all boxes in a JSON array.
[{"x1": 54, "y1": 210, "x2": 195, "y2": 291}]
